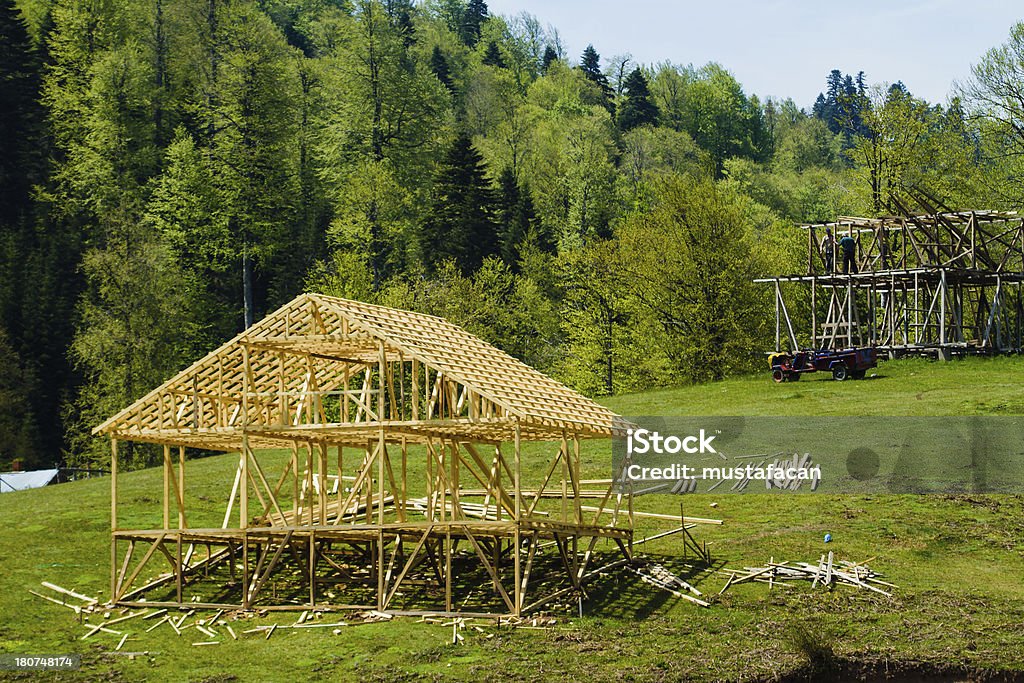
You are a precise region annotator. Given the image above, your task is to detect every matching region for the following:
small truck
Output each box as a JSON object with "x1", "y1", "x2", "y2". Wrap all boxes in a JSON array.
[{"x1": 769, "y1": 347, "x2": 878, "y2": 383}]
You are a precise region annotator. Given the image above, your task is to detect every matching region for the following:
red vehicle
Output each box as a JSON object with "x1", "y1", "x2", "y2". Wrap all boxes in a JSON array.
[{"x1": 769, "y1": 347, "x2": 878, "y2": 382}]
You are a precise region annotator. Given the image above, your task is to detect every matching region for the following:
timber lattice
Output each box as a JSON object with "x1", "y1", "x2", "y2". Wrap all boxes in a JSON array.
[
  {"x1": 756, "y1": 204, "x2": 1024, "y2": 357},
  {"x1": 96, "y1": 295, "x2": 706, "y2": 617}
]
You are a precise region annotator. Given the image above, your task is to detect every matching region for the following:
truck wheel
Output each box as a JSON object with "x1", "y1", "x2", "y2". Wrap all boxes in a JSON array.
[
  {"x1": 832, "y1": 364, "x2": 848, "y2": 381},
  {"x1": 772, "y1": 369, "x2": 786, "y2": 383}
]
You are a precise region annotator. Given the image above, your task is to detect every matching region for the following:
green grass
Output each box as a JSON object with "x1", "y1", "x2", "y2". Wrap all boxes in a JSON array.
[
  {"x1": 2, "y1": 355, "x2": 1024, "y2": 682},
  {"x1": 609, "y1": 354, "x2": 1024, "y2": 416}
]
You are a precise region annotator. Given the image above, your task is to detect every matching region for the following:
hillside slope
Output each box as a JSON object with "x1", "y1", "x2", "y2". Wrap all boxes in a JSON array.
[{"x1": 1, "y1": 356, "x2": 1023, "y2": 682}]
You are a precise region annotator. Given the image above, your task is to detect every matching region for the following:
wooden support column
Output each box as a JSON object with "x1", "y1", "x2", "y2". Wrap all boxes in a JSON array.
[
  {"x1": 241, "y1": 531, "x2": 249, "y2": 610},
  {"x1": 110, "y1": 439, "x2": 118, "y2": 531},
  {"x1": 240, "y1": 436, "x2": 249, "y2": 530},
  {"x1": 178, "y1": 446, "x2": 186, "y2": 529},
  {"x1": 291, "y1": 442, "x2": 299, "y2": 518},
  {"x1": 810, "y1": 277, "x2": 817, "y2": 349},
  {"x1": 318, "y1": 442, "x2": 327, "y2": 524},
  {"x1": 513, "y1": 421, "x2": 522, "y2": 616},
  {"x1": 310, "y1": 529, "x2": 317, "y2": 607},
  {"x1": 306, "y1": 443, "x2": 314, "y2": 526},
  {"x1": 940, "y1": 269, "x2": 947, "y2": 345},
  {"x1": 847, "y1": 278, "x2": 854, "y2": 348},
  {"x1": 110, "y1": 438, "x2": 118, "y2": 601},
  {"x1": 163, "y1": 445, "x2": 171, "y2": 529},
  {"x1": 376, "y1": 336, "x2": 387, "y2": 610},
  {"x1": 342, "y1": 444, "x2": 350, "y2": 518},
  {"x1": 774, "y1": 279, "x2": 781, "y2": 352},
  {"x1": 176, "y1": 532, "x2": 183, "y2": 604}
]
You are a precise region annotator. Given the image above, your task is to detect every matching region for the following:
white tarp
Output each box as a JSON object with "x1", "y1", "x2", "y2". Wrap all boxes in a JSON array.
[{"x1": 0, "y1": 469, "x2": 59, "y2": 493}]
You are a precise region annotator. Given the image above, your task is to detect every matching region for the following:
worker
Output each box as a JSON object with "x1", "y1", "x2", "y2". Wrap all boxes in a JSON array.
[
  {"x1": 821, "y1": 227, "x2": 835, "y2": 273},
  {"x1": 839, "y1": 232, "x2": 858, "y2": 274}
]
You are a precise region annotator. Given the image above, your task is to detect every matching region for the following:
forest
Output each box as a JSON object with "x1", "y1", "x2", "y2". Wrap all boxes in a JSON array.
[{"x1": 3, "y1": 0, "x2": 1024, "y2": 470}]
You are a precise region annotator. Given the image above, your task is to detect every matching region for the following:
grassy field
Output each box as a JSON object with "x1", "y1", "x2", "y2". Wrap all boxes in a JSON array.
[{"x1": 2, "y1": 355, "x2": 1024, "y2": 682}]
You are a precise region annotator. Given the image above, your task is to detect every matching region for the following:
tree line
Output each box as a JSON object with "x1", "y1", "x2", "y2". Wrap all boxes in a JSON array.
[{"x1": 2, "y1": 0, "x2": 1024, "y2": 469}]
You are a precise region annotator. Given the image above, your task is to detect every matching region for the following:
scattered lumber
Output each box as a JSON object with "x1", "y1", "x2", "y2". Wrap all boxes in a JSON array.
[
  {"x1": 628, "y1": 563, "x2": 710, "y2": 607},
  {"x1": 720, "y1": 554, "x2": 895, "y2": 596},
  {"x1": 41, "y1": 582, "x2": 99, "y2": 605}
]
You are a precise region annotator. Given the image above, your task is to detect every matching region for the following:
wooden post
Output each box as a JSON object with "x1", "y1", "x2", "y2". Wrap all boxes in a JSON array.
[
  {"x1": 110, "y1": 438, "x2": 118, "y2": 601},
  {"x1": 513, "y1": 421, "x2": 521, "y2": 616},
  {"x1": 774, "y1": 279, "x2": 781, "y2": 352},
  {"x1": 178, "y1": 446, "x2": 186, "y2": 529},
  {"x1": 342, "y1": 444, "x2": 350, "y2": 518},
  {"x1": 163, "y1": 445, "x2": 171, "y2": 529},
  {"x1": 306, "y1": 443, "x2": 314, "y2": 526},
  {"x1": 241, "y1": 531, "x2": 249, "y2": 610},
  {"x1": 240, "y1": 436, "x2": 249, "y2": 530},
  {"x1": 292, "y1": 442, "x2": 299, "y2": 518},
  {"x1": 810, "y1": 277, "x2": 817, "y2": 349},
  {"x1": 318, "y1": 442, "x2": 327, "y2": 524},
  {"x1": 110, "y1": 439, "x2": 118, "y2": 531},
  {"x1": 176, "y1": 531, "x2": 183, "y2": 604},
  {"x1": 310, "y1": 529, "x2": 317, "y2": 607},
  {"x1": 847, "y1": 278, "x2": 854, "y2": 348},
  {"x1": 940, "y1": 269, "x2": 947, "y2": 345}
]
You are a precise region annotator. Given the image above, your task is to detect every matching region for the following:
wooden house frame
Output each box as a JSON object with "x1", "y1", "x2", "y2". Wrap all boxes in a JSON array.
[
  {"x1": 757, "y1": 210, "x2": 1024, "y2": 357},
  {"x1": 94, "y1": 294, "x2": 656, "y2": 617}
]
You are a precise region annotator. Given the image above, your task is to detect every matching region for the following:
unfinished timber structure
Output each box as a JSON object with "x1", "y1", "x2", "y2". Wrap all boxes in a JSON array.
[
  {"x1": 95, "y1": 294, "x2": 700, "y2": 618},
  {"x1": 756, "y1": 210, "x2": 1024, "y2": 358}
]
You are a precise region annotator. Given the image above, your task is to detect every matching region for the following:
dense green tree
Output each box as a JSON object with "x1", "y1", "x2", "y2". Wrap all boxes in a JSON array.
[
  {"x1": 482, "y1": 39, "x2": 504, "y2": 68},
  {"x1": 430, "y1": 44, "x2": 453, "y2": 89},
  {"x1": 541, "y1": 44, "x2": 557, "y2": 72},
  {"x1": 617, "y1": 67, "x2": 659, "y2": 131},
  {"x1": 460, "y1": 0, "x2": 487, "y2": 47},
  {"x1": 419, "y1": 133, "x2": 499, "y2": 273},
  {"x1": 318, "y1": 0, "x2": 449, "y2": 285},
  {"x1": 67, "y1": 221, "x2": 196, "y2": 469},
  {"x1": 0, "y1": 326, "x2": 37, "y2": 468},
  {"x1": 677, "y1": 63, "x2": 769, "y2": 175},
  {"x1": 578, "y1": 43, "x2": 612, "y2": 110},
  {"x1": 618, "y1": 175, "x2": 771, "y2": 382},
  {"x1": 556, "y1": 239, "x2": 635, "y2": 395},
  {"x1": 0, "y1": 0, "x2": 53, "y2": 464},
  {"x1": 961, "y1": 21, "x2": 1024, "y2": 205},
  {"x1": 495, "y1": 167, "x2": 547, "y2": 266}
]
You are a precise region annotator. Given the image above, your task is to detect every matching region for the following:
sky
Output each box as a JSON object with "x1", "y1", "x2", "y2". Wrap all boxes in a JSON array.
[{"x1": 485, "y1": 0, "x2": 1023, "y2": 108}]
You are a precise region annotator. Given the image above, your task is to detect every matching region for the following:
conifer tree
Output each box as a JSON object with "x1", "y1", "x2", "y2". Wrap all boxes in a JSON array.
[
  {"x1": 419, "y1": 133, "x2": 499, "y2": 273},
  {"x1": 617, "y1": 67, "x2": 659, "y2": 131},
  {"x1": 482, "y1": 40, "x2": 504, "y2": 68},
  {"x1": 460, "y1": 0, "x2": 488, "y2": 47},
  {"x1": 430, "y1": 45, "x2": 453, "y2": 89},
  {"x1": 579, "y1": 44, "x2": 613, "y2": 110},
  {"x1": 541, "y1": 45, "x2": 558, "y2": 73}
]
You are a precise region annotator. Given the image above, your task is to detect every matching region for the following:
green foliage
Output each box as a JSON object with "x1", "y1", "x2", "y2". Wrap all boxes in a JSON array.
[
  {"x1": 617, "y1": 67, "x2": 659, "y2": 131},
  {"x1": 849, "y1": 84, "x2": 976, "y2": 212},
  {"x1": 419, "y1": 133, "x2": 499, "y2": 273},
  {"x1": 618, "y1": 175, "x2": 772, "y2": 383},
  {"x1": 67, "y1": 223, "x2": 196, "y2": 469},
  {"x1": 2, "y1": 0, "x2": 1020, "y2": 469},
  {"x1": 380, "y1": 257, "x2": 560, "y2": 371},
  {"x1": 961, "y1": 21, "x2": 1024, "y2": 206},
  {"x1": 0, "y1": 326, "x2": 38, "y2": 468},
  {"x1": 652, "y1": 62, "x2": 770, "y2": 175},
  {"x1": 430, "y1": 44, "x2": 453, "y2": 89},
  {"x1": 459, "y1": 0, "x2": 487, "y2": 47},
  {"x1": 578, "y1": 43, "x2": 613, "y2": 112},
  {"x1": 495, "y1": 167, "x2": 550, "y2": 267}
]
